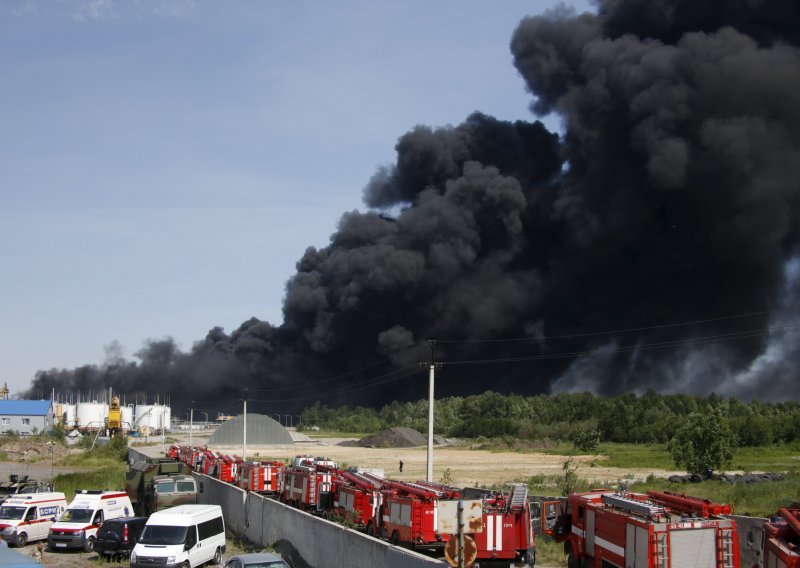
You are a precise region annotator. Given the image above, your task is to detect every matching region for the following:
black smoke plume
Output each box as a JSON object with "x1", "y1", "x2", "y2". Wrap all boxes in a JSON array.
[{"x1": 27, "y1": 0, "x2": 800, "y2": 412}]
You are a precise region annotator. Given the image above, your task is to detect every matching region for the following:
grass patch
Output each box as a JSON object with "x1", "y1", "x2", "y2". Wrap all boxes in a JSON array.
[
  {"x1": 627, "y1": 469, "x2": 800, "y2": 517},
  {"x1": 53, "y1": 467, "x2": 127, "y2": 501},
  {"x1": 592, "y1": 443, "x2": 675, "y2": 469},
  {"x1": 536, "y1": 537, "x2": 567, "y2": 566},
  {"x1": 306, "y1": 430, "x2": 369, "y2": 439},
  {"x1": 523, "y1": 442, "x2": 800, "y2": 472}
]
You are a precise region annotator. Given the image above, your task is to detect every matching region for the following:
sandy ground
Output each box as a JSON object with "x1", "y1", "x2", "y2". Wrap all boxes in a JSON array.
[{"x1": 155, "y1": 432, "x2": 685, "y2": 488}]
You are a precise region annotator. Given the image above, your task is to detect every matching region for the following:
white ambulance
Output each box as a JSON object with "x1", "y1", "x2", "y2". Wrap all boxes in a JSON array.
[
  {"x1": 48, "y1": 490, "x2": 134, "y2": 552},
  {"x1": 0, "y1": 492, "x2": 67, "y2": 547}
]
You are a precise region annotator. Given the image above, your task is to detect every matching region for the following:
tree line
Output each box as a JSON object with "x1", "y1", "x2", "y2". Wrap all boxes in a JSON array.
[{"x1": 298, "y1": 390, "x2": 800, "y2": 447}]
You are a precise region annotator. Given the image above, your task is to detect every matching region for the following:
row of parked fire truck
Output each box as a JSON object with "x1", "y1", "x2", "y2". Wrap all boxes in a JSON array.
[
  {"x1": 168, "y1": 444, "x2": 533, "y2": 566},
  {"x1": 167, "y1": 444, "x2": 799, "y2": 567}
]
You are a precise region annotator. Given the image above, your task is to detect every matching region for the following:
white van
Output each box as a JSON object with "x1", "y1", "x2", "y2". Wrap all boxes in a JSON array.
[
  {"x1": 131, "y1": 504, "x2": 226, "y2": 568},
  {"x1": 0, "y1": 492, "x2": 67, "y2": 547},
  {"x1": 48, "y1": 490, "x2": 134, "y2": 552}
]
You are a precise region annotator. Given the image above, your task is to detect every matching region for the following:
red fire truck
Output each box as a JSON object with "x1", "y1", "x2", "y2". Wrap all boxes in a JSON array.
[
  {"x1": 544, "y1": 489, "x2": 739, "y2": 568},
  {"x1": 237, "y1": 460, "x2": 284, "y2": 494},
  {"x1": 331, "y1": 470, "x2": 383, "y2": 527},
  {"x1": 762, "y1": 505, "x2": 800, "y2": 567},
  {"x1": 371, "y1": 480, "x2": 460, "y2": 549},
  {"x1": 279, "y1": 456, "x2": 337, "y2": 512},
  {"x1": 211, "y1": 454, "x2": 239, "y2": 483},
  {"x1": 473, "y1": 484, "x2": 535, "y2": 567}
]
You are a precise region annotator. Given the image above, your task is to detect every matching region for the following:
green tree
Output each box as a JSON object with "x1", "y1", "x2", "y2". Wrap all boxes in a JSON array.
[
  {"x1": 668, "y1": 412, "x2": 736, "y2": 474},
  {"x1": 571, "y1": 429, "x2": 601, "y2": 453}
]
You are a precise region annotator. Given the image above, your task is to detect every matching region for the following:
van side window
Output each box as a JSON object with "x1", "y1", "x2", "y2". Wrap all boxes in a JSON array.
[
  {"x1": 93, "y1": 511, "x2": 104, "y2": 525},
  {"x1": 198, "y1": 517, "x2": 224, "y2": 540},
  {"x1": 25, "y1": 508, "x2": 36, "y2": 521}
]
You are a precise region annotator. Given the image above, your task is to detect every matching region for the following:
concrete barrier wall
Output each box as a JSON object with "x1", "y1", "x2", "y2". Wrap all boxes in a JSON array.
[
  {"x1": 196, "y1": 474, "x2": 445, "y2": 568},
  {"x1": 732, "y1": 514, "x2": 766, "y2": 568}
]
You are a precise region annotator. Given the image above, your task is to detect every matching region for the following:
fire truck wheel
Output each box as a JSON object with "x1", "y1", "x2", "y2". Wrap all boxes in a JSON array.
[
  {"x1": 366, "y1": 524, "x2": 375, "y2": 537},
  {"x1": 390, "y1": 531, "x2": 400, "y2": 546},
  {"x1": 15, "y1": 532, "x2": 27, "y2": 547}
]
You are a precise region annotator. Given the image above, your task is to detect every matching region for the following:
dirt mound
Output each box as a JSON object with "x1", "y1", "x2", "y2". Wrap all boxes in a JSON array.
[{"x1": 351, "y1": 427, "x2": 428, "y2": 448}]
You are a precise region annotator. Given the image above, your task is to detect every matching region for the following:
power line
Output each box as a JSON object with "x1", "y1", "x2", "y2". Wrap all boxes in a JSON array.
[
  {"x1": 435, "y1": 310, "x2": 773, "y2": 344},
  {"x1": 443, "y1": 324, "x2": 798, "y2": 366},
  {"x1": 249, "y1": 365, "x2": 422, "y2": 404},
  {"x1": 249, "y1": 349, "x2": 418, "y2": 393}
]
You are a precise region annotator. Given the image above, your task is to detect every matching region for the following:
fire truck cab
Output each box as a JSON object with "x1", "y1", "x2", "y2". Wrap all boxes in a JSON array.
[{"x1": 544, "y1": 489, "x2": 739, "y2": 568}]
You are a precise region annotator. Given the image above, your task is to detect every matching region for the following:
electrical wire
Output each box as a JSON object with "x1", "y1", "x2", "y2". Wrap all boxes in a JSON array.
[
  {"x1": 444, "y1": 323, "x2": 798, "y2": 366},
  {"x1": 435, "y1": 310, "x2": 772, "y2": 343}
]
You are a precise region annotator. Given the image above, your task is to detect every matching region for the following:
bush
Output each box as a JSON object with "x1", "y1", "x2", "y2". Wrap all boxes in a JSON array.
[
  {"x1": 572, "y1": 429, "x2": 601, "y2": 453},
  {"x1": 669, "y1": 412, "x2": 736, "y2": 475}
]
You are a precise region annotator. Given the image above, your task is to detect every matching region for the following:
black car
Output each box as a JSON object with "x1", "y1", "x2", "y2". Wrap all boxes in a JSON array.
[{"x1": 94, "y1": 517, "x2": 148, "y2": 559}]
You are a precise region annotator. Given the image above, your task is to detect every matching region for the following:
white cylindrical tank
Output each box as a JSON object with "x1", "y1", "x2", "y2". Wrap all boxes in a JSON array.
[
  {"x1": 76, "y1": 401, "x2": 108, "y2": 430},
  {"x1": 56, "y1": 403, "x2": 77, "y2": 428},
  {"x1": 121, "y1": 405, "x2": 134, "y2": 430},
  {"x1": 135, "y1": 404, "x2": 156, "y2": 430},
  {"x1": 163, "y1": 406, "x2": 172, "y2": 430}
]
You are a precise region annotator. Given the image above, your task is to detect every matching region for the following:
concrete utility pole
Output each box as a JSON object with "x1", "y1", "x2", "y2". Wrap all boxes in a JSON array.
[
  {"x1": 242, "y1": 389, "x2": 248, "y2": 461},
  {"x1": 189, "y1": 402, "x2": 194, "y2": 448},
  {"x1": 424, "y1": 340, "x2": 438, "y2": 483}
]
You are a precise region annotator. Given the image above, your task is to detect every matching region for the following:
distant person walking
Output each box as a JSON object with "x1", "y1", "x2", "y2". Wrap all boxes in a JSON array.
[{"x1": 399, "y1": 460, "x2": 404, "y2": 473}]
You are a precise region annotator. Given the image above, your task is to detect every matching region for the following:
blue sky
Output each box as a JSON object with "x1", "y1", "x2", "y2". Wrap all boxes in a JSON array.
[{"x1": 0, "y1": 0, "x2": 590, "y2": 395}]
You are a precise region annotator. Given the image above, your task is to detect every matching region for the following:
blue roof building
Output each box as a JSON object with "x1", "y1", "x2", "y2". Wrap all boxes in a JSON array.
[{"x1": 0, "y1": 400, "x2": 53, "y2": 435}]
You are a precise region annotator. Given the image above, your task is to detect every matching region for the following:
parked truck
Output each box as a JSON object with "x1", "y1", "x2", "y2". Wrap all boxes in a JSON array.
[
  {"x1": 543, "y1": 489, "x2": 739, "y2": 567},
  {"x1": 0, "y1": 475, "x2": 50, "y2": 506},
  {"x1": 124, "y1": 458, "x2": 199, "y2": 517},
  {"x1": 762, "y1": 505, "x2": 800, "y2": 567}
]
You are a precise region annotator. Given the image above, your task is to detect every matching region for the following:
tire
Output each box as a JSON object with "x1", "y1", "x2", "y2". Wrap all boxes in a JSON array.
[
  {"x1": 390, "y1": 531, "x2": 400, "y2": 546},
  {"x1": 183, "y1": 561, "x2": 191, "y2": 568},
  {"x1": 16, "y1": 532, "x2": 27, "y2": 547},
  {"x1": 366, "y1": 523, "x2": 375, "y2": 537},
  {"x1": 213, "y1": 546, "x2": 222, "y2": 565},
  {"x1": 84, "y1": 536, "x2": 95, "y2": 553}
]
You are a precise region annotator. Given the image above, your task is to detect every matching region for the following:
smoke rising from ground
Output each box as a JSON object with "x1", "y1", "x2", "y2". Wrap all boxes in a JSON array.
[{"x1": 27, "y1": 0, "x2": 800, "y2": 411}]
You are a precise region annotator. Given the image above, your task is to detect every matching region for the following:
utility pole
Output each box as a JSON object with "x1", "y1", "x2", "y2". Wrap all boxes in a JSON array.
[
  {"x1": 419, "y1": 340, "x2": 440, "y2": 483},
  {"x1": 189, "y1": 401, "x2": 194, "y2": 448},
  {"x1": 242, "y1": 389, "x2": 248, "y2": 461}
]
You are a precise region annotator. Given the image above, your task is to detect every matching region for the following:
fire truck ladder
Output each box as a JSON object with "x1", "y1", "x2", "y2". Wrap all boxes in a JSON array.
[
  {"x1": 717, "y1": 528, "x2": 737, "y2": 568},
  {"x1": 601, "y1": 494, "x2": 667, "y2": 520},
  {"x1": 399, "y1": 481, "x2": 446, "y2": 498},
  {"x1": 508, "y1": 484, "x2": 528, "y2": 512}
]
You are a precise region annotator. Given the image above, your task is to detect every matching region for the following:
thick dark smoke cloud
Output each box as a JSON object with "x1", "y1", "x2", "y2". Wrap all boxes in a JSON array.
[{"x1": 27, "y1": 0, "x2": 800, "y2": 411}]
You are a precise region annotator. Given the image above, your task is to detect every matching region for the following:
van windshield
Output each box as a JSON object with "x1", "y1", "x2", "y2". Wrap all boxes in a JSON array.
[
  {"x1": 140, "y1": 525, "x2": 188, "y2": 545},
  {"x1": 0, "y1": 506, "x2": 25, "y2": 520},
  {"x1": 155, "y1": 481, "x2": 176, "y2": 493},
  {"x1": 176, "y1": 481, "x2": 195, "y2": 492},
  {"x1": 59, "y1": 509, "x2": 93, "y2": 523}
]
